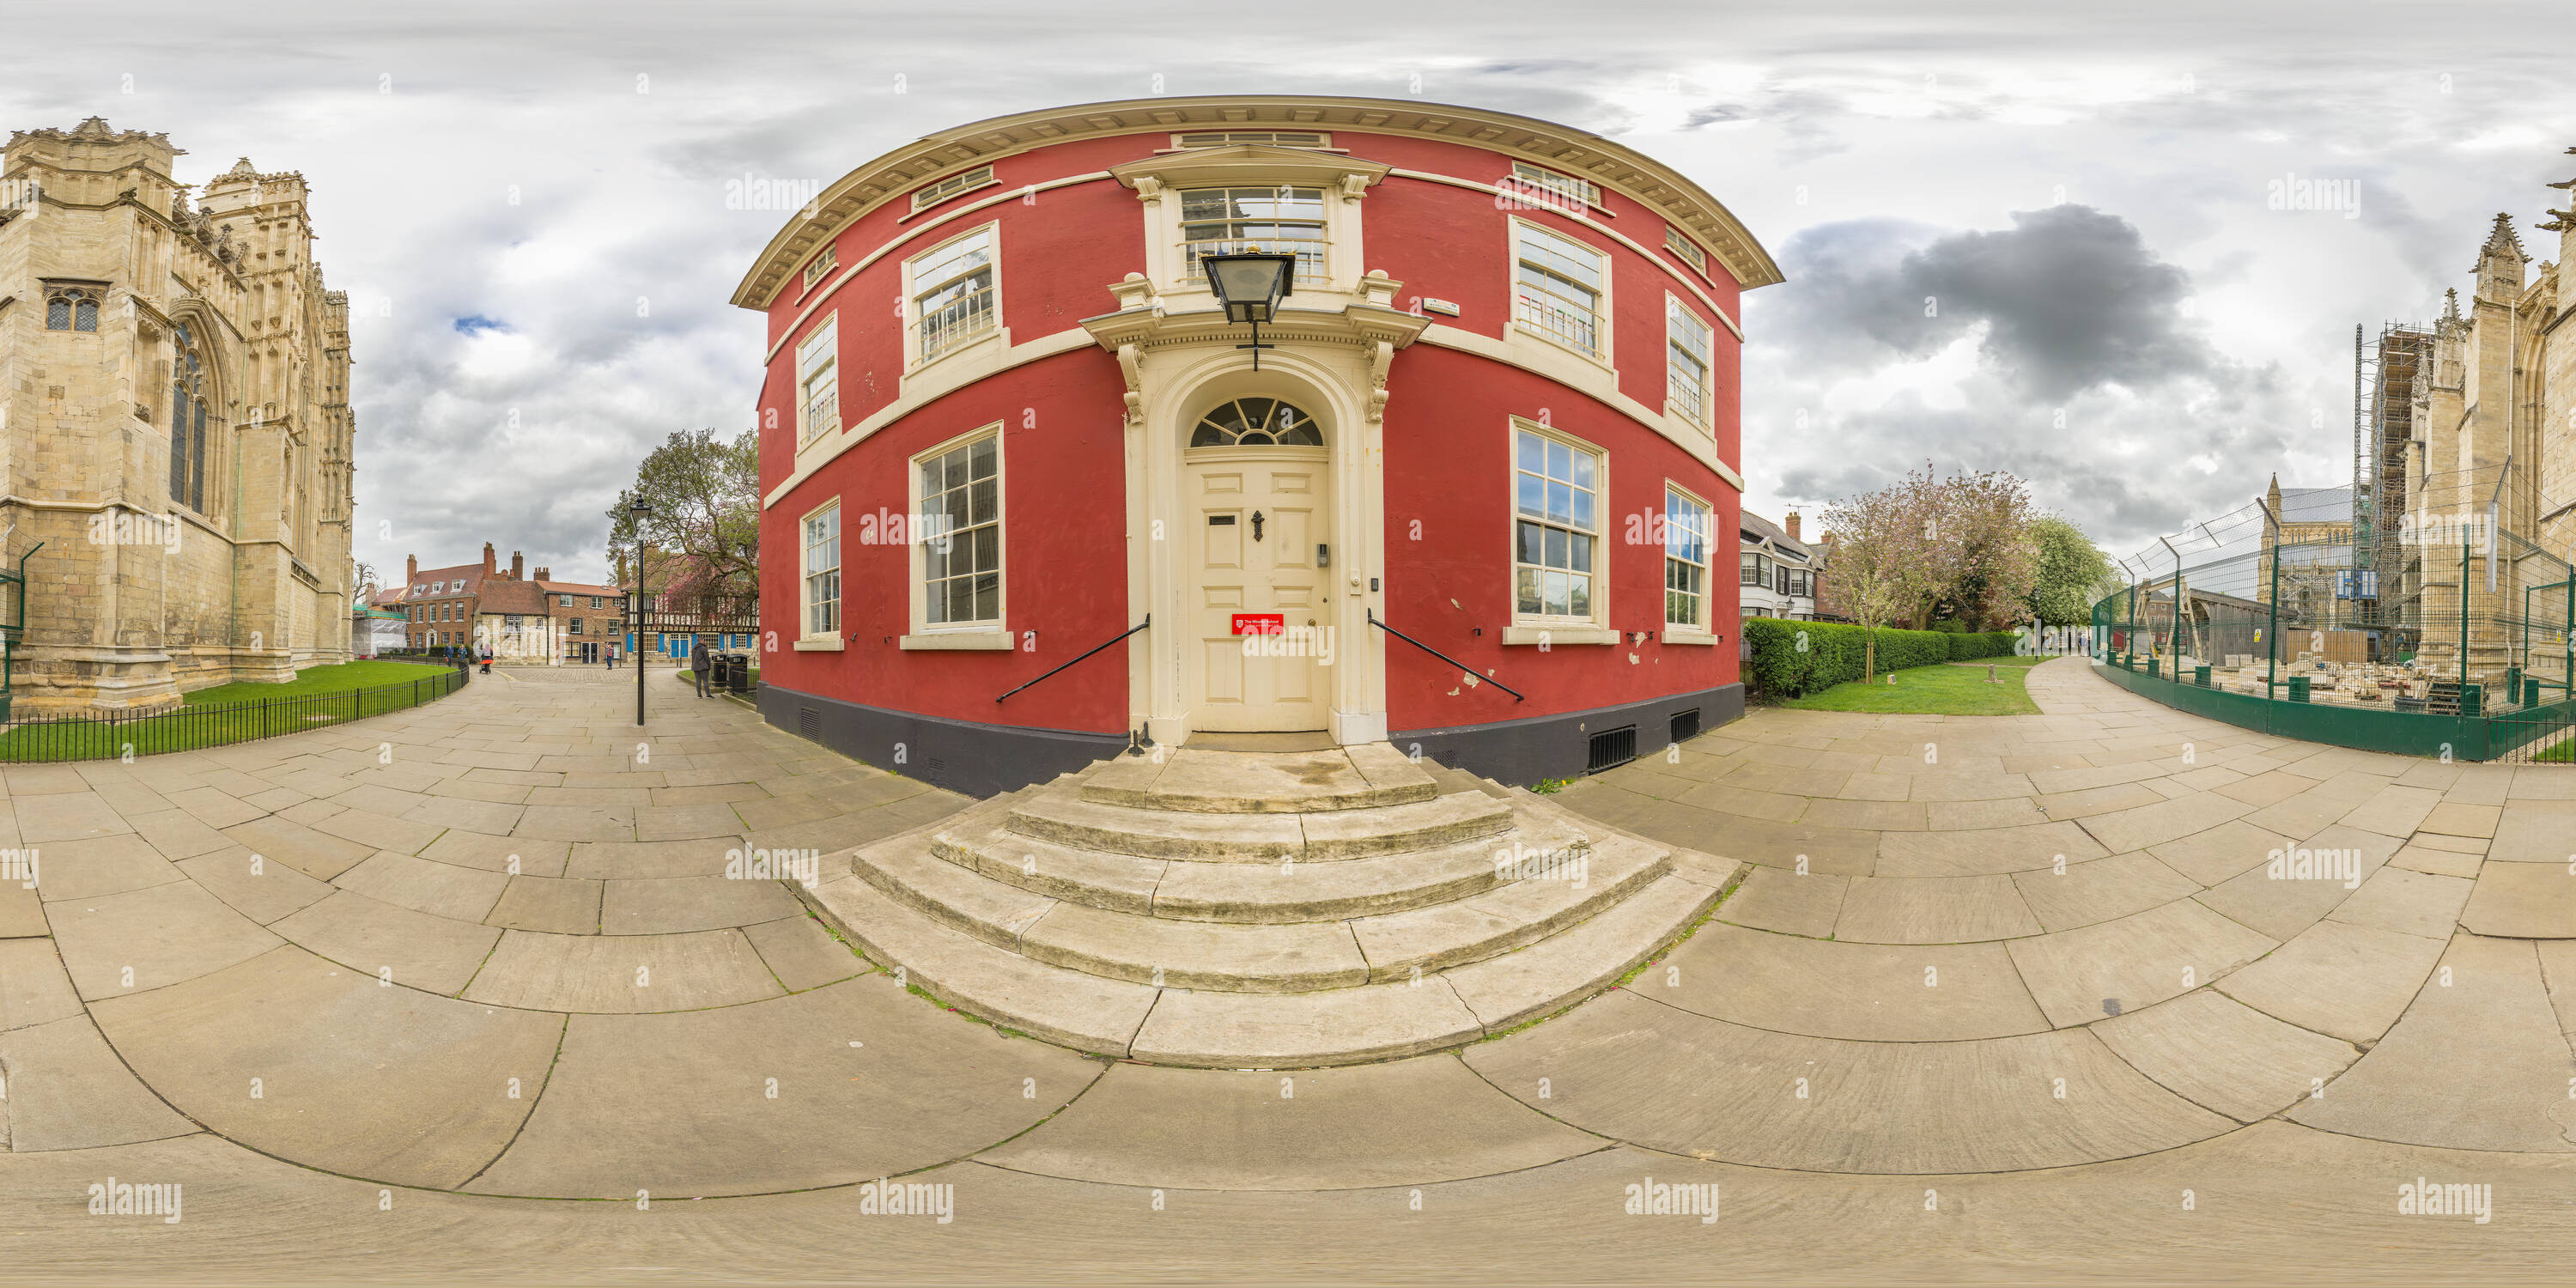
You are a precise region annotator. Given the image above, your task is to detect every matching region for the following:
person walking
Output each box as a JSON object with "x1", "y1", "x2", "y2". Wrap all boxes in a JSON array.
[{"x1": 691, "y1": 639, "x2": 712, "y2": 697}]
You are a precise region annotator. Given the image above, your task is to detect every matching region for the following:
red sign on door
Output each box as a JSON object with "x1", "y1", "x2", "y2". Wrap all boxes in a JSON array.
[{"x1": 1231, "y1": 613, "x2": 1286, "y2": 635}]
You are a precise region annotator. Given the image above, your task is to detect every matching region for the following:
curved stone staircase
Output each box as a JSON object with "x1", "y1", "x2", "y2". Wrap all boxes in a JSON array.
[{"x1": 799, "y1": 743, "x2": 1738, "y2": 1067}]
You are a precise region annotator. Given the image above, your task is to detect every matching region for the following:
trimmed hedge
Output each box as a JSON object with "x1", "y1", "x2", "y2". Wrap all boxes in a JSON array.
[
  {"x1": 1742, "y1": 617, "x2": 1956, "y2": 698},
  {"x1": 1946, "y1": 630, "x2": 2022, "y2": 661}
]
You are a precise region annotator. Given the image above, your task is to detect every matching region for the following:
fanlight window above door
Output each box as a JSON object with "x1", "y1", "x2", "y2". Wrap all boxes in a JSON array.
[{"x1": 1190, "y1": 397, "x2": 1321, "y2": 447}]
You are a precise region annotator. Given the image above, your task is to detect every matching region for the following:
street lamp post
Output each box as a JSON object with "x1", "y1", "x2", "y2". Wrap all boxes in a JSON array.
[
  {"x1": 629, "y1": 497, "x2": 651, "y2": 726},
  {"x1": 1200, "y1": 250, "x2": 1297, "y2": 371}
]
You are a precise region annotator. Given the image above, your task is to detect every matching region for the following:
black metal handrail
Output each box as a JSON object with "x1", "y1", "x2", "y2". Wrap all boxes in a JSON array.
[
  {"x1": 997, "y1": 617, "x2": 1149, "y2": 703},
  {"x1": 1368, "y1": 610, "x2": 1525, "y2": 701}
]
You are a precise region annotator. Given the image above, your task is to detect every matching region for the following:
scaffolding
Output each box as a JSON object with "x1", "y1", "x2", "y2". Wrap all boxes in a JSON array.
[{"x1": 2355, "y1": 321, "x2": 2433, "y2": 648}]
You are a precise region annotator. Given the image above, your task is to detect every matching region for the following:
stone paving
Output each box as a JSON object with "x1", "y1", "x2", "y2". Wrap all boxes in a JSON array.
[{"x1": 3, "y1": 658, "x2": 2573, "y2": 1282}]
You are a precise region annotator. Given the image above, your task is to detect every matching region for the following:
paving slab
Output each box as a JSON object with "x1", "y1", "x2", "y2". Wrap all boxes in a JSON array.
[
  {"x1": 2192, "y1": 825, "x2": 2397, "y2": 942},
  {"x1": 467, "y1": 976, "x2": 1096, "y2": 1198},
  {"x1": 46, "y1": 880, "x2": 284, "y2": 1000},
  {"x1": 173, "y1": 847, "x2": 334, "y2": 924},
  {"x1": 121, "y1": 806, "x2": 240, "y2": 861},
  {"x1": 420, "y1": 829, "x2": 570, "y2": 878},
  {"x1": 1659, "y1": 923, "x2": 2048, "y2": 1041},
  {"x1": 2144, "y1": 819, "x2": 2283, "y2": 886},
  {"x1": 2011, "y1": 853, "x2": 2199, "y2": 932},
  {"x1": 1873, "y1": 821, "x2": 2104, "y2": 878},
  {"x1": 88, "y1": 945, "x2": 561, "y2": 1188},
  {"x1": 219, "y1": 817, "x2": 374, "y2": 882},
  {"x1": 2460, "y1": 863, "x2": 2576, "y2": 938},
  {"x1": 270, "y1": 890, "x2": 502, "y2": 995},
  {"x1": 1461, "y1": 990, "x2": 2235, "y2": 1174},
  {"x1": 2470, "y1": 797, "x2": 2576, "y2": 862},
  {"x1": 742, "y1": 914, "x2": 864, "y2": 992},
  {"x1": 2215, "y1": 918, "x2": 2448, "y2": 1044},
  {"x1": 2326, "y1": 866, "x2": 2473, "y2": 941},
  {"x1": 1714, "y1": 866, "x2": 1844, "y2": 938},
  {"x1": 331, "y1": 850, "x2": 510, "y2": 922},
  {"x1": 2289, "y1": 934, "x2": 2576, "y2": 1151},
  {"x1": 2006, "y1": 900, "x2": 2275, "y2": 1029},
  {"x1": 0, "y1": 938, "x2": 82, "y2": 1032},
  {"x1": 979, "y1": 1057, "x2": 1598, "y2": 1190},
  {"x1": 1829, "y1": 873, "x2": 2042, "y2": 943},
  {"x1": 462, "y1": 927, "x2": 784, "y2": 1012},
  {"x1": 25, "y1": 833, "x2": 183, "y2": 902},
  {"x1": 2090, "y1": 988, "x2": 2358, "y2": 1122},
  {"x1": 484, "y1": 875, "x2": 603, "y2": 934},
  {"x1": 0, "y1": 1013, "x2": 195, "y2": 1150},
  {"x1": 599, "y1": 873, "x2": 805, "y2": 934}
]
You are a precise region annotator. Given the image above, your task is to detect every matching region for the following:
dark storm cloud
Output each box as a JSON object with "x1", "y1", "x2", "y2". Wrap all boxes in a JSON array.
[{"x1": 1763, "y1": 204, "x2": 2219, "y2": 401}]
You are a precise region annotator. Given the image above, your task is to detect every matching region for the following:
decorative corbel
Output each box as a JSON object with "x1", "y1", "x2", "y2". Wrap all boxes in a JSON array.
[
  {"x1": 1367, "y1": 339, "x2": 1394, "y2": 424},
  {"x1": 1339, "y1": 173, "x2": 1371, "y2": 203},
  {"x1": 1117, "y1": 343, "x2": 1145, "y2": 428},
  {"x1": 1133, "y1": 176, "x2": 1163, "y2": 204}
]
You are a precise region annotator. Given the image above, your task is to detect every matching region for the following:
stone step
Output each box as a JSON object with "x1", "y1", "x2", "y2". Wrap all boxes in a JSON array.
[
  {"x1": 1080, "y1": 744, "x2": 1439, "y2": 814},
  {"x1": 936, "y1": 802, "x2": 1596, "y2": 922},
  {"x1": 1128, "y1": 977, "x2": 1489, "y2": 1068},
  {"x1": 929, "y1": 823, "x2": 1167, "y2": 914},
  {"x1": 1442, "y1": 872, "x2": 1726, "y2": 1032},
  {"x1": 796, "y1": 872, "x2": 1157, "y2": 1058},
  {"x1": 1348, "y1": 833, "x2": 1671, "y2": 982},
  {"x1": 854, "y1": 834, "x2": 1369, "y2": 992},
  {"x1": 1005, "y1": 788, "x2": 1510, "y2": 862}
]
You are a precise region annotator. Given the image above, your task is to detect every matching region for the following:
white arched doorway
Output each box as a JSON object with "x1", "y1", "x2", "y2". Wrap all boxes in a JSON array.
[{"x1": 1182, "y1": 394, "x2": 1330, "y2": 732}]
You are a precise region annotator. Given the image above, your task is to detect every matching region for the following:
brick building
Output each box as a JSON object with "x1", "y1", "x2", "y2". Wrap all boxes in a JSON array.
[
  {"x1": 380, "y1": 544, "x2": 626, "y2": 663},
  {"x1": 0, "y1": 118, "x2": 358, "y2": 711}
]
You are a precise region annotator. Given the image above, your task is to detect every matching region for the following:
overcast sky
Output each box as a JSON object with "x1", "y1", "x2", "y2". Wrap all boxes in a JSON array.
[{"x1": 7, "y1": 0, "x2": 2571, "y2": 580}]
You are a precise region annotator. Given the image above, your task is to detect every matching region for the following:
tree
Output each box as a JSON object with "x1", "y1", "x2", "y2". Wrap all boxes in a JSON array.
[
  {"x1": 1818, "y1": 463, "x2": 1963, "y2": 679},
  {"x1": 1933, "y1": 469, "x2": 2041, "y2": 629},
  {"x1": 2023, "y1": 515, "x2": 2115, "y2": 626},
  {"x1": 606, "y1": 428, "x2": 759, "y2": 606}
]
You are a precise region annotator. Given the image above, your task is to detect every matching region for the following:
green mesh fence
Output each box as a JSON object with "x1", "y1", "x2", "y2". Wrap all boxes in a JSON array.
[{"x1": 2089, "y1": 467, "x2": 2574, "y2": 719}]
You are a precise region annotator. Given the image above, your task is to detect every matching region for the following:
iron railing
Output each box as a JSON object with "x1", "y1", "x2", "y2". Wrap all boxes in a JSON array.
[
  {"x1": 1369, "y1": 611, "x2": 1526, "y2": 701},
  {"x1": 0, "y1": 659, "x2": 469, "y2": 762},
  {"x1": 998, "y1": 617, "x2": 1148, "y2": 703}
]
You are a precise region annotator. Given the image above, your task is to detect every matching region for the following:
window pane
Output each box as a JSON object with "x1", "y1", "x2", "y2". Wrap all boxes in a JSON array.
[
  {"x1": 1569, "y1": 532, "x2": 1593, "y2": 574},
  {"x1": 1569, "y1": 449, "x2": 1595, "y2": 492},
  {"x1": 1543, "y1": 571, "x2": 1570, "y2": 617},
  {"x1": 1516, "y1": 430, "x2": 1543, "y2": 472},
  {"x1": 1570, "y1": 487, "x2": 1594, "y2": 533},
  {"x1": 1568, "y1": 574, "x2": 1591, "y2": 617},
  {"x1": 972, "y1": 573, "x2": 999, "y2": 621},
  {"x1": 1516, "y1": 569, "x2": 1540, "y2": 616},
  {"x1": 969, "y1": 477, "x2": 995, "y2": 526},
  {"x1": 1546, "y1": 481, "x2": 1571, "y2": 525},
  {"x1": 1518, "y1": 520, "x2": 1543, "y2": 565},
  {"x1": 1516, "y1": 473, "x2": 1543, "y2": 519},
  {"x1": 971, "y1": 525, "x2": 998, "y2": 574},
  {"x1": 1545, "y1": 439, "x2": 1571, "y2": 481},
  {"x1": 1543, "y1": 526, "x2": 1568, "y2": 569},
  {"x1": 946, "y1": 575, "x2": 974, "y2": 623}
]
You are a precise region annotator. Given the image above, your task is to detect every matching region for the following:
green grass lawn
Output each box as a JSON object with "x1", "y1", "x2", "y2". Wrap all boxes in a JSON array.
[
  {"x1": 1775, "y1": 659, "x2": 2042, "y2": 715},
  {"x1": 0, "y1": 659, "x2": 463, "y2": 762},
  {"x1": 181, "y1": 659, "x2": 452, "y2": 706}
]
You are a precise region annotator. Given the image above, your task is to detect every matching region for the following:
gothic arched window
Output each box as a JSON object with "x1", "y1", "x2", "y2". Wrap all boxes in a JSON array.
[
  {"x1": 169, "y1": 324, "x2": 211, "y2": 513},
  {"x1": 1189, "y1": 397, "x2": 1322, "y2": 447},
  {"x1": 45, "y1": 285, "x2": 100, "y2": 332}
]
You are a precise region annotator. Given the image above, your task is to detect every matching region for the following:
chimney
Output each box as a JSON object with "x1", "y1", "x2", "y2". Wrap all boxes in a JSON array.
[
  {"x1": 405, "y1": 555, "x2": 417, "y2": 582},
  {"x1": 510, "y1": 550, "x2": 525, "y2": 580},
  {"x1": 483, "y1": 542, "x2": 497, "y2": 575},
  {"x1": 1783, "y1": 512, "x2": 1801, "y2": 543},
  {"x1": 533, "y1": 566, "x2": 550, "y2": 582}
]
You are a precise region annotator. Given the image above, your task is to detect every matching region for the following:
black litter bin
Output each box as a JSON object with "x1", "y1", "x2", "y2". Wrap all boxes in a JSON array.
[
  {"x1": 708, "y1": 653, "x2": 732, "y2": 691},
  {"x1": 726, "y1": 653, "x2": 753, "y2": 694}
]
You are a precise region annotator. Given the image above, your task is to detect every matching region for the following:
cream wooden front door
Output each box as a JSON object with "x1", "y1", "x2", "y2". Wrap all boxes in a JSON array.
[{"x1": 1185, "y1": 449, "x2": 1329, "y2": 732}]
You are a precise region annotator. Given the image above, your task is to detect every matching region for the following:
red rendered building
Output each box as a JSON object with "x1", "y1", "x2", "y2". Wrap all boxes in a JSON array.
[{"x1": 732, "y1": 96, "x2": 1780, "y2": 795}]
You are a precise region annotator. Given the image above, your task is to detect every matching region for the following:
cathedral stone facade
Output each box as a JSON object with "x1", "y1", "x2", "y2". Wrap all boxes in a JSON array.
[{"x1": 0, "y1": 118, "x2": 355, "y2": 712}]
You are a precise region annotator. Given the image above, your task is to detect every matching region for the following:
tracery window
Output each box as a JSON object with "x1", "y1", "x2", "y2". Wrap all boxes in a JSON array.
[{"x1": 168, "y1": 324, "x2": 211, "y2": 513}]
